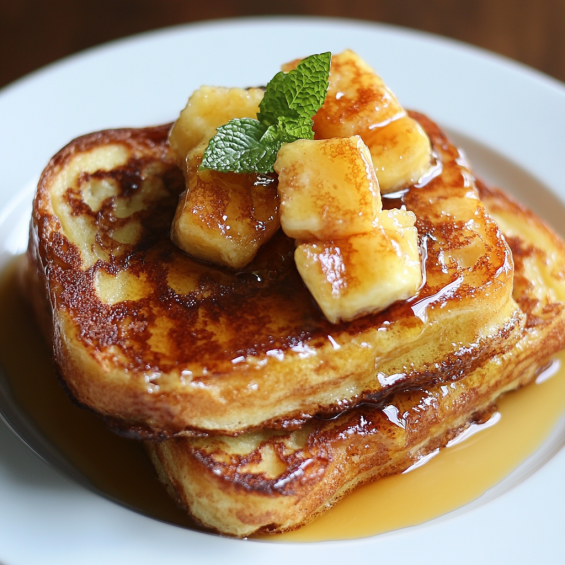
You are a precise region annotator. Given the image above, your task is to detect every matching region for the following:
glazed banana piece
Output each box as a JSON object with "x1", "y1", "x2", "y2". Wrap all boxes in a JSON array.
[
  {"x1": 170, "y1": 87, "x2": 280, "y2": 269},
  {"x1": 283, "y1": 50, "x2": 433, "y2": 193},
  {"x1": 275, "y1": 136, "x2": 421, "y2": 323},
  {"x1": 171, "y1": 150, "x2": 280, "y2": 269},
  {"x1": 295, "y1": 215, "x2": 421, "y2": 324},
  {"x1": 365, "y1": 114, "x2": 432, "y2": 194},
  {"x1": 169, "y1": 86, "x2": 264, "y2": 162},
  {"x1": 274, "y1": 136, "x2": 380, "y2": 240}
]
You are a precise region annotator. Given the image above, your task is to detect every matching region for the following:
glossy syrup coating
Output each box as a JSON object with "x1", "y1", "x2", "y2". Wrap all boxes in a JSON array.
[{"x1": 29, "y1": 115, "x2": 521, "y2": 437}]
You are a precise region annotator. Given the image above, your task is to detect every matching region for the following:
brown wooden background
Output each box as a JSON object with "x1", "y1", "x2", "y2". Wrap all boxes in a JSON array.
[{"x1": 2, "y1": 0, "x2": 565, "y2": 90}]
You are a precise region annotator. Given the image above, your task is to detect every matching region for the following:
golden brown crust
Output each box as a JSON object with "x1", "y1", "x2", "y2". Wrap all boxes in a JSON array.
[
  {"x1": 29, "y1": 115, "x2": 523, "y2": 436},
  {"x1": 147, "y1": 185, "x2": 565, "y2": 537}
]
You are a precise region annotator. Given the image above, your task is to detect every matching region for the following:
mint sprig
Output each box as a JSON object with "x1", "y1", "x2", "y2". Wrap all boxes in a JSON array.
[
  {"x1": 200, "y1": 118, "x2": 294, "y2": 175},
  {"x1": 199, "y1": 52, "x2": 331, "y2": 174}
]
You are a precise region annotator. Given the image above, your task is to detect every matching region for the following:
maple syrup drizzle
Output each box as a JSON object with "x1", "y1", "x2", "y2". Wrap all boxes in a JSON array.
[{"x1": 1, "y1": 256, "x2": 565, "y2": 543}]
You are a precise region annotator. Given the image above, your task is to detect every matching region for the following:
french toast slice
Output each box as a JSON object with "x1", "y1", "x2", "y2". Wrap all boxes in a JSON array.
[
  {"x1": 147, "y1": 185, "x2": 565, "y2": 537},
  {"x1": 28, "y1": 114, "x2": 523, "y2": 437}
]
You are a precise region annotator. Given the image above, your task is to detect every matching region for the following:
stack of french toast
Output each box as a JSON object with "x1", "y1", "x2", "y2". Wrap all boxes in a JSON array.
[{"x1": 25, "y1": 50, "x2": 565, "y2": 537}]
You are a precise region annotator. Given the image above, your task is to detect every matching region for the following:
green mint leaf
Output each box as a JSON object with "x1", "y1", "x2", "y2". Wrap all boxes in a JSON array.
[
  {"x1": 199, "y1": 118, "x2": 289, "y2": 174},
  {"x1": 261, "y1": 123, "x2": 298, "y2": 146},
  {"x1": 255, "y1": 72, "x2": 289, "y2": 128},
  {"x1": 258, "y1": 52, "x2": 331, "y2": 127},
  {"x1": 278, "y1": 117, "x2": 316, "y2": 140},
  {"x1": 200, "y1": 52, "x2": 331, "y2": 174},
  {"x1": 283, "y1": 52, "x2": 332, "y2": 120}
]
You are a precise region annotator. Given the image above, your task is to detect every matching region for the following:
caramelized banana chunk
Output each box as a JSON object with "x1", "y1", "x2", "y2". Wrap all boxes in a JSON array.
[
  {"x1": 295, "y1": 213, "x2": 421, "y2": 323},
  {"x1": 169, "y1": 86, "x2": 264, "y2": 163},
  {"x1": 283, "y1": 50, "x2": 433, "y2": 193},
  {"x1": 170, "y1": 86, "x2": 281, "y2": 269},
  {"x1": 365, "y1": 115, "x2": 432, "y2": 193},
  {"x1": 171, "y1": 151, "x2": 279, "y2": 269},
  {"x1": 274, "y1": 136, "x2": 380, "y2": 240}
]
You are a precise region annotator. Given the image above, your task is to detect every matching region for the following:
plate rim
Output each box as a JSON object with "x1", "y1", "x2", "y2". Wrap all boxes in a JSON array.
[{"x1": 2, "y1": 15, "x2": 565, "y2": 564}]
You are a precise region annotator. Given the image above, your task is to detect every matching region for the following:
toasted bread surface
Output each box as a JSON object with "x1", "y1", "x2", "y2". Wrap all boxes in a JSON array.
[
  {"x1": 29, "y1": 115, "x2": 522, "y2": 436},
  {"x1": 147, "y1": 186, "x2": 565, "y2": 537}
]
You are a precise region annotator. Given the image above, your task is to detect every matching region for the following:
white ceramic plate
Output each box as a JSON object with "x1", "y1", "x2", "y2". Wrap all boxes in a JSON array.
[{"x1": 1, "y1": 17, "x2": 565, "y2": 564}]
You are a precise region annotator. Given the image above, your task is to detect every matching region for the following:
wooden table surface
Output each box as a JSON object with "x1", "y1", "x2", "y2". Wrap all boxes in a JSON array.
[{"x1": 1, "y1": 0, "x2": 564, "y2": 90}]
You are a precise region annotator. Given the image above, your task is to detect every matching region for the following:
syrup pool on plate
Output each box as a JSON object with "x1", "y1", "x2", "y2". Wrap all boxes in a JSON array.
[{"x1": 1, "y1": 256, "x2": 565, "y2": 542}]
